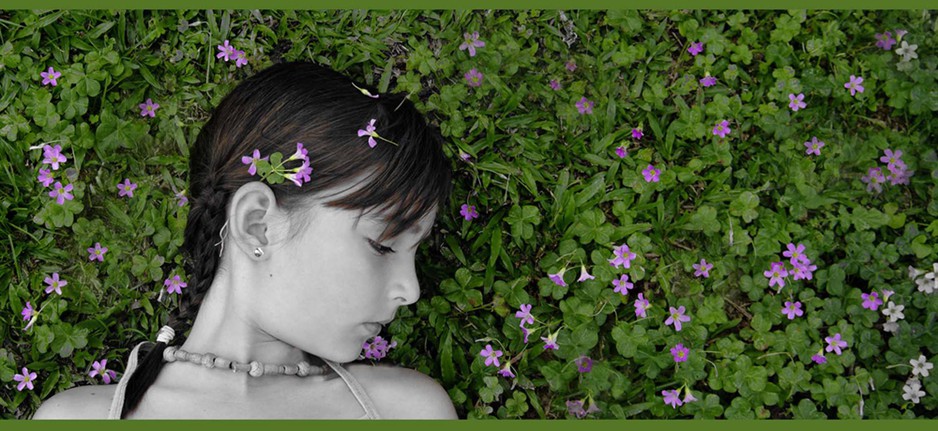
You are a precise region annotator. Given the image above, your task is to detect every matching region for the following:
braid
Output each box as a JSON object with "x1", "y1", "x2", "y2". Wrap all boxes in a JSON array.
[{"x1": 120, "y1": 184, "x2": 229, "y2": 417}]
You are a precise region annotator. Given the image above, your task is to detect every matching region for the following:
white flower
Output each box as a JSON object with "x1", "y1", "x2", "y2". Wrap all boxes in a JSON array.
[
  {"x1": 882, "y1": 301, "x2": 905, "y2": 322},
  {"x1": 883, "y1": 321, "x2": 899, "y2": 333},
  {"x1": 908, "y1": 265, "x2": 924, "y2": 281},
  {"x1": 902, "y1": 380, "x2": 925, "y2": 404},
  {"x1": 911, "y1": 354, "x2": 934, "y2": 378},
  {"x1": 916, "y1": 276, "x2": 936, "y2": 294},
  {"x1": 895, "y1": 41, "x2": 918, "y2": 62}
]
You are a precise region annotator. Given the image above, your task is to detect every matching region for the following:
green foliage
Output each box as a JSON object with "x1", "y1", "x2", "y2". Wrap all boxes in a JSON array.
[{"x1": 1, "y1": 9, "x2": 936, "y2": 420}]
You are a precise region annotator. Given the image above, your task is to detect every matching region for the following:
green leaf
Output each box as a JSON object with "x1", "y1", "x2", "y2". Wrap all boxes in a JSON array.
[
  {"x1": 729, "y1": 191, "x2": 760, "y2": 224},
  {"x1": 680, "y1": 205, "x2": 720, "y2": 235}
]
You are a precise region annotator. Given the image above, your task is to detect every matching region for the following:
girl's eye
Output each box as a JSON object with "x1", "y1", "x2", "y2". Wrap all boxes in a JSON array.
[{"x1": 368, "y1": 239, "x2": 396, "y2": 256}]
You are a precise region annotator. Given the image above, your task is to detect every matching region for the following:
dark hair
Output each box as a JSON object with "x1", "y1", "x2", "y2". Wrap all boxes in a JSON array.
[{"x1": 121, "y1": 62, "x2": 452, "y2": 417}]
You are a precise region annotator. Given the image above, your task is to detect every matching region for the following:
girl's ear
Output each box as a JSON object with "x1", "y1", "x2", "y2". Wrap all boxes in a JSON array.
[{"x1": 227, "y1": 181, "x2": 285, "y2": 257}]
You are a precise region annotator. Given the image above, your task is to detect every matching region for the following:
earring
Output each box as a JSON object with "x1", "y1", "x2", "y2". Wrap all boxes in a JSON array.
[
  {"x1": 215, "y1": 220, "x2": 230, "y2": 257},
  {"x1": 253, "y1": 247, "x2": 264, "y2": 258}
]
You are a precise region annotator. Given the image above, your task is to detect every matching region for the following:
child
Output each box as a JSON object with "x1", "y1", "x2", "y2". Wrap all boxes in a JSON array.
[{"x1": 33, "y1": 62, "x2": 456, "y2": 419}]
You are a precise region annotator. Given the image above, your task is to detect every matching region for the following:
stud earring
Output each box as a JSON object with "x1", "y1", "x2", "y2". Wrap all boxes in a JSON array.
[{"x1": 253, "y1": 247, "x2": 264, "y2": 258}]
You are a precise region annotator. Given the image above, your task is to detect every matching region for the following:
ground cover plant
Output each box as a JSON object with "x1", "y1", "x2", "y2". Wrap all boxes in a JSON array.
[{"x1": 0, "y1": 9, "x2": 936, "y2": 419}]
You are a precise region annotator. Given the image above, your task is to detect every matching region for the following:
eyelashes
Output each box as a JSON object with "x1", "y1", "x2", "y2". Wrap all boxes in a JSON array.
[{"x1": 367, "y1": 239, "x2": 396, "y2": 256}]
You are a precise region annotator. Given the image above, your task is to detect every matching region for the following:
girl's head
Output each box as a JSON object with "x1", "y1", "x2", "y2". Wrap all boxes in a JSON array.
[{"x1": 123, "y1": 61, "x2": 451, "y2": 416}]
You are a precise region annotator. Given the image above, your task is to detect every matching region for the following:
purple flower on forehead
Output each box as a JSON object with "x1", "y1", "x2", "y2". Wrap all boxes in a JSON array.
[
  {"x1": 49, "y1": 182, "x2": 74, "y2": 205},
  {"x1": 139, "y1": 98, "x2": 159, "y2": 118},
  {"x1": 577, "y1": 265, "x2": 595, "y2": 282},
  {"x1": 782, "y1": 301, "x2": 803, "y2": 320},
  {"x1": 875, "y1": 31, "x2": 896, "y2": 50},
  {"x1": 844, "y1": 75, "x2": 864, "y2": 96},
  {"x1": 217, "y1": 40, "x2": 236, "y2": 61},
  {"x1": 662, "y1": 389, "x2": 683, "y2": 408},
  {"x1": 164, "y1": 275, "x2": 187, "y2": 295},
  {"x1": 788, "y1": 93, "x2": 806, "y2": 111},
  {"x1": 459, "y1": 31, "x2": 486, "y2": 57},
  {"x1": 615, "y1": 146, "x2": 628, "y2": 158},
  {"x1": 700, "y1": 75, "x2": 718, "y2": 87},
  {"x1": 631, "y1": 128, "x2": 644, "y2": 140},
  {"x1": 634, "y1": 293, "x2": 650, "y2": 318},
  {"x1": 861, "y1": 167, "x2": 886, "y2": 193},
  {"x1": 670, "y1": 344, "x2": 689, "y2": 363},
  {"x1": 480, "y1": 344, "x2": 502, "y2": 367},
  {"x1": 712, "y1": 120, "x2": 731, "y2": 138},
  {"x1": 575, "y1": 97, "x2": 594, "y2": 115},
  {"x1": 880, "y1": 149, "x2": 906, "y2": 172},
  {"x1": 241, "y1": 149, "x2": 268, "y2": 175},
  {"x1": 87, "y1": 242, "x2": 108, "y2": 262},
  {"x1": 612, "y1": 274, "x2": 634, "y2": 296},
  {"x1": 565, "y1": 60, "x2": 577, "y2": 72},
  {"x1": 464, "y1": 68, "x2": 483, "y2": 88},
  {"x1": 234, "y1": 49, "x2": 248, "y2": 68},
  {"x1": 804, "y1": 137, "x2": 825, "y2": 156},
  {"x1": 41, "y1": 66, "x2": 61, "y2": 86},
  {"x1": 117, "y1": 179, "x2": 137, "y2": 198},
  {"x1": 42, "y1": 144, "x2": 67, "y2": 170},
  {"x1": 357, "y1": 119, "x2": 379, "y2": 148},
  {"x1": 460, "y1": 204, "x2": 479, "y2": 221},
  {"x1": 89, "y1": 359, "x2": 118, "y2": 384},
  {"x1": 13, "y1": 367, "x2": 38, "y2": 391},
  {"x1": 861, "y1": 292, "x2": 883, "y2": 311},
  {"x1": 692, "y1": 259, "x2": 712, "y2": 278},
  {"x1": 575, "y1": 356, "x2": 593, "y2": 373},
  {"x1": 687, "y1": 41, "x2": 704, "y2": 56},
  {"x1": 549, "y1": 79, "x2": 561, "y2": 91},
  {"x1": 37, "y1": 168, "x2": 54, "y2": 187},
  {"x1": 665, "y1": 306, "x2": 691, "y2": 331},
  {"x1": 515, "y1": 304, "x2": 534, "y2": 327},
  {"x1": 608, "y1": 243, "x2": 637, "y2": 269},
  {"x1": 549, "y1": 268, "x2": 567, "y2": 287},
  {"x1": 44, "y1": 272, "x2": 67, "y2": 295},
  {"x1": 642, "y1": 164, "x2": 661, "y2": 183},
  {"x1": 825, "y1": 333, "x2": 847, "y2": 355}
]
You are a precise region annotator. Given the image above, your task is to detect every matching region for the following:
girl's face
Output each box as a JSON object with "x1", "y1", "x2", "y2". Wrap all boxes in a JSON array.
[{"x1": 255, "y1": 201, "x2": 436, "y2": 363}]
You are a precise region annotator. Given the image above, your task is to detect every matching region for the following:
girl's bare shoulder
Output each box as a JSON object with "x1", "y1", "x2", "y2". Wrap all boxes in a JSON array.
[
  {"x1": 31, "y1": 384, "x2": 117, "y2": 419},
  {"x1": 344, "y1": 362, "x2": 458, "y2": 419}
]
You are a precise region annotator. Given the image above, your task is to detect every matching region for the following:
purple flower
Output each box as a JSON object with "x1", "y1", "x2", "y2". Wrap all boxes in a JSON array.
[
  {"x1": 788, "y1": 93, "x2": 806, "y2": 111},
  {"x1": 783, "y1": 243, "x2": 810, "y2": 266},
  {"x1": 886, "y1": 167, "x2": 913, "y2": 186},
  {"x1": 844, "y1": 75, "x2": 864, "y2": 96},
  {"x1": 13, "y1": 367, "x2": 38, "y2": 391},
  {"x1": 87, "y1": 242, "x2": 108, "y2": 262},
  {"x1": 40, "y1": 66, "x2": 61, "y2": 86},
  {"x1": 880, "y1": 149, "x2": 906, "y2": 172},
  {"x1": 480, "y1": 344, "x2": 503, "y2": 367},
  {"x1": 42, "y1": 144, "x2": 67, "y2": 170},
  {"x1": 575, "y1": 97, "x2": 594, "y2": 115},
  {"x1": 515, "y1": 304, "x2": 534, "y2": 326},
  {"x1": 662, "y1": 389, "x2": 684, "y2": 408},
  {"x1": 712, "y1": 120, "x2": 731, "y2": 138},
  {"x1": 117, "y1": 178, "x2": 137, "y2": 198},
  {"x1": 699, "y1": 75, "x2": 718, "y2": 87},
  {"x1": 21, "y1": 301, "x2": 33, "y2": 322},
  {"x1": 692, "y1": 258, "x2": 712, "y2": 278},
  {"x1": 804, "y1": 137, "x2": 825, "y2": 156},
  {"x1": 612, "y1": 274, "x2": 634, "y2": 296},
  {"x1": 234, "y1": 49, "x2": 248, "y2": 68},
  {"x1": 824, "y1": 333, "x2": 848, "y2": 355},
  {"x1": 683, "y1": 389, "x2": 698, "y2": 404},
  {"x1": 895, "y1": 29, "x2": 908, "y2": 39},
  {"x1": 176, "y1": 191, "x2": 188, "y2": 207},
  {"x1": 541, "y1": 331, "x2": 559, "y2": 350},
  {"x1": 139, "y1": 98, "x2": 159, "y2": 118},
  {"x1": 615, "y1": 146, "x2": 628, "y2": 158},
  {"x1": 548, "y1": 268, "x2": 567, "y2": 287},
  {"x1": 642, "y1": 164, "x2": 661, "y2": 183},
  {"x1": 460, "y1": 204, "x2": 479, "y2": 221},
  {"x1": 575, "y1": 356, "x2": 593, "y2": 373},
  {"x1": 357, "y1": 119, "x2": 379, "y2": 148},
  {"x1": 48, "y1": 182, "x2": 74, "y2": 205},
  {"x1": 498, "y1": 362, "x2": 515, "y2": 378},
  {"x1": 459, "y1": 151, "x2": 472, "y2": 162},
  {"x1": 565, "y1": 60, "x2": 577, "y2": 72},
  {"x1": 634, "y1": 293, "x2": 650, "y2": 318},
  {"x1": 163, "y1": 275, "x2": 187, "y2": 295},
  {"x1": 631, "y1": 128, "x2": 644, "y2": 140},
  {"x1": 458, "y1": 31, "x2": 485, "y2": 57},
  {"x1": 875, "y1": 31, "x2": 896, "y2": 50},
  {"x1": 44, "y1": 272, "x2": 67, "y2": 295},
  {"x1": 861, "y1": 167, "x2": 886, "y2": 193},
  {"x1": 861, "y1": 292, "x2": 883, "y2": 311},
  {"x1": 241, "y1": 149, "x2": 268, "y2": 175},
  {"x1": 521, "y1": 326, "x2": 530, "y2": 344},
  {"x1": 217, "y1": 40, "x2": 236, "y2": 61},
  {"x1": 577, "y1": 265, "x2": 595, "y2": 282},
  {"x1": 549, "y1": 79, "x2": 561, "y2": 91},
  {"x1": 89, "y1": 359, "x2": 117, "y2": 384},
  {"x1": 687, "y1": 41, "x2": 704, "y2": 56},
  {"x1": 764, "y1": 262, "x2": 789, "y2": 289},
  {"x1": 665, "y1": 306, "x2": 691, "y2": 331},
  {"x1": 464, "y1": 68, "x2": 483, "y2": 88},
  {"x1": 566, "y1": 400, "x2": 586, "y2": 418},
  {"x1": 670, "y1": 343, "x2": 690, "y2": 363},
  {"x1": 608, "y1": 243, "x2": 637, "y2": 269},
  {"x1": 782, "y1": 301, "x2": 803, "y2": 320},
  {"x1": 812, "y1": 353, "x2": 827, "y2": 364},
  {"x1": 791, "y1": 261, "x2": 817, "y2": 281},
  {"x1": 362, "y1": 335, "x2": 397, "y2": 360},
  {"x1": 37, "y1": 168, "x2": 54, "y2": 187}
]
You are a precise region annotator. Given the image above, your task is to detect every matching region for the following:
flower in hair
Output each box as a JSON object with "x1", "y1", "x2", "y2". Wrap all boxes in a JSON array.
[
  {"x1": 351, "y1": 82, "x2": 379, "y2": 99},
  {"x1": 247, "y1": 145, "x2": 313, "y2": 187},
  {"x1": 357, "y1": 119, "x2": 399, "y2": 148},
  {"x1": 242, "y1": 149, "x2": 268, "y2": 176}
]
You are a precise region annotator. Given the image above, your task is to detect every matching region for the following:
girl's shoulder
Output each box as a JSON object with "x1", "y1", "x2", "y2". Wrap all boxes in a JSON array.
[
  {"x1": 343, "y1": 362, "x2": 457, "y2": 419},
  {"x1": 32, "y1": 384, "x2": 117, "y2": 419}
]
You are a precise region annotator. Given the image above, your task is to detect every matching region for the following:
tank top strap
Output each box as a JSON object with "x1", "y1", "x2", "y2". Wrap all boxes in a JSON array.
[
  {"x1": 321, "y1": 359, "x2": 381, "y2": 419},
  {"x1": 107, "y1": 341, "x2": 150, "y2": 419}
]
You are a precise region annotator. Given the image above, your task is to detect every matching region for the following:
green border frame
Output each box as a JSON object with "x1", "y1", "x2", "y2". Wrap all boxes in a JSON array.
[{"x1": 0, "y1": 1, "x2": 934, "y2": 9}]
